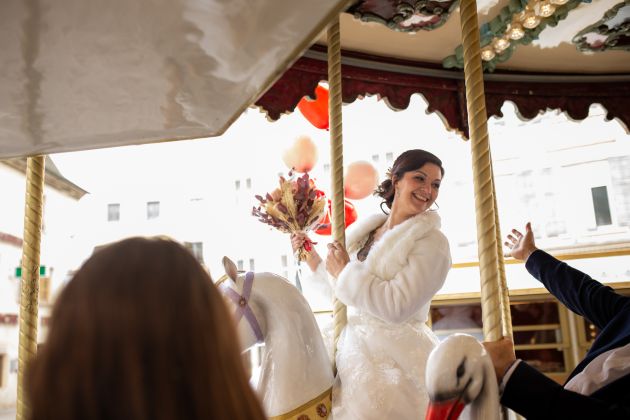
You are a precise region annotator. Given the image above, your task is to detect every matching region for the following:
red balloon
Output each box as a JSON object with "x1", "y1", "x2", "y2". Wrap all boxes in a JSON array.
[
  {"x1": 297, "y1": 85, "x2": 329, "y2": 130},
  {"x1": 314, "y1": 198, "x2": 358, "y2": 236}
]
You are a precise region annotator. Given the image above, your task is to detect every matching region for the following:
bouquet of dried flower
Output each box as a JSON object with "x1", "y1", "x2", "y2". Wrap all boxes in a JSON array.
[{"x1": 252, "y1": 172, "x2": 327, "y2": 261}]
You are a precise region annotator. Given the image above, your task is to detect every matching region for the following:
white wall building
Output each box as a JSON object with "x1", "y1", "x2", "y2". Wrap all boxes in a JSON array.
[{"x1": 57, "y1": 98, "x2": 630, "y2": 301}]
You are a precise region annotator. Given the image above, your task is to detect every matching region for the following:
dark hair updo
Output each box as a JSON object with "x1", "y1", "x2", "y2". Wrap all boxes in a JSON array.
[{"x1": 374, "y1": 149, "x2": 445, "y2": 212}]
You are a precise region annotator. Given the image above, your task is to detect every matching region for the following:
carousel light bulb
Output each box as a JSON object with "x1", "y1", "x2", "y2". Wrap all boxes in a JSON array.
[
  {"x1": 481, "y1": 47, "x2": 496, "y2": 61},
  {"x1": 537, "y1": 0, "x2": 556, "y2": 17},
  {"x1": 517, "y1": 3, "x2": 534, "y2": 19},
  {"x1": 493, "y1": 37, "x2": 510, "y2": 53},
  {"x1": 522, "y1": 12, "x2": 541, "y2": 29},
  {"x1": 508, "y1": 22, "x2": 525, "y2": 40}
]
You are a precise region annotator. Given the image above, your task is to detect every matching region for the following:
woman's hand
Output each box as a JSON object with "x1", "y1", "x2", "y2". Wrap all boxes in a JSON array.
[
  {"x1": 482, "y1": 337, "x2": 517, "y2": 382},
  {"x1": 291, "y1": 232, "x2": 309, "y2": 253},
  {"x1": 326, "y1": 241, "x2": 350, "y2": 278},
  {"x1": 504, "y1": 222, "x2": 538, "y2": 262},
  {"x1": 290, "y1": 232, "x2": 322, "y2": 272}
]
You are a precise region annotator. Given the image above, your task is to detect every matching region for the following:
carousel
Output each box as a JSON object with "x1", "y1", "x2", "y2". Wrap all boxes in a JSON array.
[{"x1": 1, "y1": 0, "x2": 629, "y2": 418}]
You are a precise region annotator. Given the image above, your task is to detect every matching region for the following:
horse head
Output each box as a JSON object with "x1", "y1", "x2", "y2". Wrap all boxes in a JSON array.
[
  {"x1": 219, "y1": 256, "x2": 334, "y2": 418},
  {"x1": 220, "y1": 256, "x2": 265, "y2": 351}
]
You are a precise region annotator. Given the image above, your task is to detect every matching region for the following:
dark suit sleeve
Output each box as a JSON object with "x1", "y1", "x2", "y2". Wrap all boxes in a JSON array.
[
  {"x1": 501, "y1": 362, "x2": 630, "y2": 419},
  {"x1": 525, "y1": 250, "x2": 630, "y2": 329}
]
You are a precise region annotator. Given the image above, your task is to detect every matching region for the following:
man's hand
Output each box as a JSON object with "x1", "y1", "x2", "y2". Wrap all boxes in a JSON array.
[
  {"x1": 504, "y1": 222, "x2": 538, "y2": 262},
  {"x1": 482, "y1": 337, "x2": 517, "y2": 382}
]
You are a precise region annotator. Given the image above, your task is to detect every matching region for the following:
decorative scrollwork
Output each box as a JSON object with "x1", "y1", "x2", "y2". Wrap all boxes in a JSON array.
[
  {"x1": 572, "y1": 0, "x2": 630, "y2": 52},
  {"x1": 254, "y1": 51, "x2": 630, "y2": 140},
  {"x1": 347, "y1": 0, "x2": 458, "y2": 32}
]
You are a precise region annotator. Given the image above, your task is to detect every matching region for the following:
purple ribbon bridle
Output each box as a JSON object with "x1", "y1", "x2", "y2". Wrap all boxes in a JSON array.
[{"x1": 222, "y1": 272, "x2": 264, "y2": 343}]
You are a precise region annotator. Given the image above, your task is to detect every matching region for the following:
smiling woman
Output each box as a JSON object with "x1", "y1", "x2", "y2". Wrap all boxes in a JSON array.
[{"x1": 290, "y1": 148, "x2": 452, "y2": 419}]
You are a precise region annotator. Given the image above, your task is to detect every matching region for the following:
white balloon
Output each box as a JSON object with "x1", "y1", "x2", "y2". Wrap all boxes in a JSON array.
[
  {"x1": 344, "y1": 160, "x2": 379, "y2": 200},
  {"x1": 282, "y1": 135, "x2": 318, "y2": 173}
]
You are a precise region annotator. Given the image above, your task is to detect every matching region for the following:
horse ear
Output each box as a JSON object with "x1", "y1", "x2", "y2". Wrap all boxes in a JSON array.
[{"x1": 222, "y1": 256, "x2": 238, "y2": 281}]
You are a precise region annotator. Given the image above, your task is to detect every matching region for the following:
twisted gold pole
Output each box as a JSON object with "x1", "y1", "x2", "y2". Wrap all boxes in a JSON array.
[
  {"x1": 327, "y1": 17, "x2": 347, "y2": 372},
  {"x1": 492, "y1": 171, "x2": 513, "y2": 339},
  {"x1": 458, "y1": 0, "x2": 503, "y2": 342},
  {"x1": 17, "y1": 155, "x2": 46, "y2": 420}
]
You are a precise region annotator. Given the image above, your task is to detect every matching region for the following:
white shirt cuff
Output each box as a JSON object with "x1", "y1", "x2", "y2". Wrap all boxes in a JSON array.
[{"x1": 499, "y1": 359, "x2": 522, "y2": 395}]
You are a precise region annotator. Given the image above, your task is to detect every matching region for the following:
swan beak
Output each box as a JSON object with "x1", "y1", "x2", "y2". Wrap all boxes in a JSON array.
[{"x1": 425, "y1": 399, "x2": 465, "y2": 420}]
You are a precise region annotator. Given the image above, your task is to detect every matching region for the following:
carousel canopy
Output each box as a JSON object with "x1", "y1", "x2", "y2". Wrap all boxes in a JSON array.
[
  {"x1": 257, "y1": 0, "x2": 630, "y2": 137},
  {"x1": 1, "y1": 0, "x2": 628, "y2": 158},
  {"x1": 0, "y1": 0, "x2": 351, "y2": 158}
]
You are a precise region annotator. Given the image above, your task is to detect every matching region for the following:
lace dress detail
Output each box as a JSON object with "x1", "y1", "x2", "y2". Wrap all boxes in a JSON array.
[{"x1": 330, "y1": 235, "x2": 440, "y2": 420}]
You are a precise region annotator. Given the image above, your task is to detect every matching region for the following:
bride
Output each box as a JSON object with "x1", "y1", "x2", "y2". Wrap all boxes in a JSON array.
[{"x1": 291, "y1": 149, "x2": 452, "y2": 419}]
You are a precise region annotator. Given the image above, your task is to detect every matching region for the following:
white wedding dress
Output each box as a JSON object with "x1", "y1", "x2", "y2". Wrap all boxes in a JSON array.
[
  {"x1": 302, "y1": 211, "x2": 451, "y2": 420},
  {"x1": 332, "y1": 305, "x2": 439, "y2": 419}
]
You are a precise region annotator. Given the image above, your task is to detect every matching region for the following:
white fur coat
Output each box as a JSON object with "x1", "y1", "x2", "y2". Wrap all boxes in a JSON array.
[{"x1": 335, "y1": 210, "x2": 451, "y2": 324}]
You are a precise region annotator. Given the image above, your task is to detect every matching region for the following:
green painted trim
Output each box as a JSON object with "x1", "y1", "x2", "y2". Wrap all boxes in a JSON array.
[
  {"x1": 443, "y1": 0, "x2": 585, "y2": 72},
  {"x1": 14, "y1": 266, "x2": 47, "y2": 278},
  {"x1": 572, "y1": 0, "x2": 630, "y2": 52}
]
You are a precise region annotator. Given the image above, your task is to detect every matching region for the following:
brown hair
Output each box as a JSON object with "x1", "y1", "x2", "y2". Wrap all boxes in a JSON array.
[
  {"x1": 374, "y1": 149, "x2": 444, "y2": 211},
  {"x1": 28, "y1": 237, "x2": 265, "y2": 420}
]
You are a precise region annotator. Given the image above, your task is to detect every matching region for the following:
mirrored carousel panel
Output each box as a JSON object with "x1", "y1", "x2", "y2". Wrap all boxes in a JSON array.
[
  {"x1": 347, "y1": 0, "x2": 460, "y2": 32},
  {"x1": 0, "y1": 0, "x2": 351, "y2": 159},
  {"x1": 573, "y1": 1, "x2": 630, "y2": 53}
]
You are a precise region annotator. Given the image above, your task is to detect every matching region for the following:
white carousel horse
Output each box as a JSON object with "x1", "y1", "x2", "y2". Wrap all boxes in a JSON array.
[
  {"x1": 219, "y1": 256, "x2": 334, "y2": 419},
  {"x1": 425, "y1": 334, "x2": 501, "y2": 420}
]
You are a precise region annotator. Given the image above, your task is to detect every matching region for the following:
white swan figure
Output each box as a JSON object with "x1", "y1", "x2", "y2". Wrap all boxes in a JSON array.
[
  {"x1": 219, "y1": 257, "x2": 334, "y2": 419},
  {"x1": 425, "y1": 334, "x2": 501, "y2": 420}
]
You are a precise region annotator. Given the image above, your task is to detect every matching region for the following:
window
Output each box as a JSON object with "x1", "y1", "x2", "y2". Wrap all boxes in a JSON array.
[
  {"x1": 107, "y1": 203, "x2": 120, "y2": 222},
  {"x1": 249, "y1": 258, "x2": 255, "y2": 271},
  {"x1": 372, "y1": 154, "x2": 379, "y2": 163},
  {"x1": 323, "y1": 163, "x2": 330, "y2": 173},
  {"x1": 235, "y1": 180, "x2": 241, "y2": 191},
  {"x1": 246, "y1": 178, "x2": 252, "y2": 189},
  {"x1": 237, "y1": 259, "x2": 244, "y2": 271},
  {"x1": 385, "y1": 152, "x2": 393, "y2": 164},
  {"x1": 147, "y1": 201, "x2": 160, "y2": 220},
  {"x1": 591, "y1": 186, "x2": 612, "y2": 226},
  {"x1": 281, "y1": 255, "x2": 289, "y2": 279},
  {"x1": 184, "y1": 242, "x2": 204, "y2": 263}
]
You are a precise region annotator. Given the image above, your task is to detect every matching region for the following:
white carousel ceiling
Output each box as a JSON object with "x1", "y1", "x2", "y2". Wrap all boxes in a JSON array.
[
  {"x1": 0, "y1": 0, "x2": 351, "y2": 159},
  {"x1": 318, "y1": 0, "x2": 630, "y2": 74}
]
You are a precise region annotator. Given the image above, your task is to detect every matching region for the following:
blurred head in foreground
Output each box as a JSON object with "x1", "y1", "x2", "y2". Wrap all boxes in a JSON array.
[{"x1": 28, "y1": 236, "x2": 265, "y2": 420}]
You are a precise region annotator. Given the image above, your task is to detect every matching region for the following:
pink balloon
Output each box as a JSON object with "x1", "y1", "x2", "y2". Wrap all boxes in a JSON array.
[
  {"x1": 344, "y1": 161, "x2": 379, "y2": 200},
  {"x1": 282, "y1": 135, "x2": 318, "y2": 173}
]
